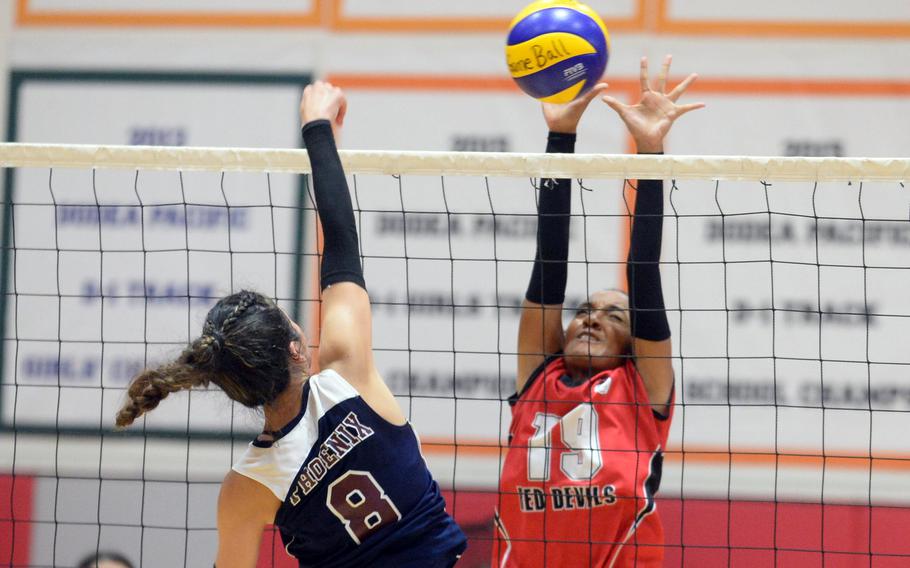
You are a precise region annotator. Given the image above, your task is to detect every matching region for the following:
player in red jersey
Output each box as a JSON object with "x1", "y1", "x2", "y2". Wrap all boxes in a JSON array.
[{"x1": 493, "y1": 55, "x2": 704, "y2": 567}]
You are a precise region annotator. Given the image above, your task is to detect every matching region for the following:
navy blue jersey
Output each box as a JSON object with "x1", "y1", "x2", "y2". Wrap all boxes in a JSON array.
[{"x1": 232, "y1": 369, "x2": 466, "y2": 567}]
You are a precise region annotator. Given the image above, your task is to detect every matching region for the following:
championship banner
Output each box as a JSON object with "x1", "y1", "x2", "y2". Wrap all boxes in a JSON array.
[{"x1": 2, "y1": 70, "x2": 311, "y2": 436}]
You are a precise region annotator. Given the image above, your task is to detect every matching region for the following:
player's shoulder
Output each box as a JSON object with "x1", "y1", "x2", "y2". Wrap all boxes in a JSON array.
[
  {"x1": 219, "y1": 470, "x2": 280, "y2": 525},
  {"x1": 221, "y1": 469, "x2": 263, "y2": 500}
]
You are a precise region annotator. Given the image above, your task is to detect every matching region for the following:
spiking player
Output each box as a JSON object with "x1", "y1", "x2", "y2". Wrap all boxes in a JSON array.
[
  {"x1": 116, "y1": 81, "x2": 467, "y2": 567},
  {"x1": 493, "y1": 55, "x2": 704, "y2": 567}
]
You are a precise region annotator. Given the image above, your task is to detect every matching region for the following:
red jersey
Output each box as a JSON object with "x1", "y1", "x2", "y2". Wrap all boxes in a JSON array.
[{"x1": 493, "y1": 357, "x2": 674, "y2": 568}]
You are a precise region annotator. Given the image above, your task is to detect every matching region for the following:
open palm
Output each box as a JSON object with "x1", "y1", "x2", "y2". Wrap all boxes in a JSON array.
[{"x1": 603, "y1": 55, "x2": 704, "y2": 153}]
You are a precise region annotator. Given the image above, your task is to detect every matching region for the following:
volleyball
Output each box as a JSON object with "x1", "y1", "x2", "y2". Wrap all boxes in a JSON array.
[{"x1": 506, "y1": 0, "x2": 610, "y2": 104}]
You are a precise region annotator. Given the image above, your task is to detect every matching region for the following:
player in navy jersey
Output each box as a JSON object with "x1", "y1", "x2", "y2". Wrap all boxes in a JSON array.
[
  {"x1": 115, "y1": 81, "x2": 466, "y2": 567},
  {"x1": 494, "y1": 56, "x2": 704, "y2": 567}
]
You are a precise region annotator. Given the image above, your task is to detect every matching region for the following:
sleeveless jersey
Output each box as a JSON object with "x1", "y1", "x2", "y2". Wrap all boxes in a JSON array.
[
  {"x1": 493, "y1": 357, "x2": 673, "y2": 568},
  {"x1": 232, "y1": 369, "x2": 467, "y2": 567}
]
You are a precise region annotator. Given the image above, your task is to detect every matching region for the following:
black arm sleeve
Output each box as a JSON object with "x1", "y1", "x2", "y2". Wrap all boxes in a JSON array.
[
  {"x1": 524, "y1": 131, "x2": 575, "y2": 305},
  {"x1": 627, "y1": 176, "x2": 671, "y2": 341},
  {"x1": 301, "y1": 119, "x2": 366, "y2": 291}
]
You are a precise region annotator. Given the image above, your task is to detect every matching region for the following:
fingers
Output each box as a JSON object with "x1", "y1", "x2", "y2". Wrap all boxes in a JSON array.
[
  {"x1": 301, "y1": 80, "x2": 347, "y2": 125},
  {"x1": 639, "y1": 56, "x2": 650, "y2": 93},
  {"x1": 299, "y1": 85, "x2": 311, "y2": 124},
  {"x1": 674, "y1": 102, "x2": 706, "y2": 118},
  {"x1": 335, "y1": 95, "x2": 348, "y2": 128},
  {"x1": 601, "y1": 94, "x2": 626, "y2": 115},
  {"x1": 590, "y1": 81, "x2": 610, "y2": 94},
  {"x1": 656, "y1": 54, "x2": 672, "y2": 93},
  {"x1": 578, "y1": 81, "x2": 609, "y2": 105},
  {"x1": 306, "y1": 79, "x2": 329, "y2": 98},
  {"x1": 305, "y1": 80, "x2": 341, "y2": 99},
  {"x1": 667, "y1": 72, "x2": 698, "y2": 102}
]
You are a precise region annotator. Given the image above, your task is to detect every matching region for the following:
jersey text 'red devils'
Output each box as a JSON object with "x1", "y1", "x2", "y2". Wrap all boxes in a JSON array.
[{"x1": 494, "y1": 357, "x2": 673, "y2": 568}]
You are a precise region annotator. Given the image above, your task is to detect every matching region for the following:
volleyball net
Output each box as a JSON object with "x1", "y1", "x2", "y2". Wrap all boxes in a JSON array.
[{"x1": 1, "y1": 143, "x2": 909, "y2": 567}]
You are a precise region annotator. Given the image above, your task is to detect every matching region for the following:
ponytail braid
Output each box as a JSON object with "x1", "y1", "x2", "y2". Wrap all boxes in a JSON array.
[
  {"x1": 116, "y1": 289, "x2": 300, "y2": 428},
  {"x1": 115, "y1": 336, "x2": 217, "y2": 428}
]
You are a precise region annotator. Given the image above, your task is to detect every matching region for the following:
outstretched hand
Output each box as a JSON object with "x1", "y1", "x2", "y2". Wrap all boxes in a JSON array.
[
  {"x1": 542, "y1": 80, "x2": 609, "y2": 134},
  {"x1": 602, "y1": 55, "x2": 704, "y2": 153},
  {"x1": 300, "y1": 80, "x2": 347, "y2": 141}
]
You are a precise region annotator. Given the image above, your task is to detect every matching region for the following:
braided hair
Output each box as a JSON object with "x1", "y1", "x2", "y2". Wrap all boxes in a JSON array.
[{"x1": 116, "y1": 290, "x2": 301, "y2": 428}]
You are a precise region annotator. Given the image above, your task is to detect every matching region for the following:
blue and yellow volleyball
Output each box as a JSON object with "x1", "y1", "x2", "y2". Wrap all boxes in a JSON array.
[{"x1": 506, "y1": 1, "x2": 610, "y2": 104}]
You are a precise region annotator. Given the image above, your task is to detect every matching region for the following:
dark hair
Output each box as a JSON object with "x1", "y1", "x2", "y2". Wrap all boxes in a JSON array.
[
  {"x1": 76, "y1": 551, "x2": 134, "y2": 568},
  {"x1": 116, "y1": 290, "x2": 300, "y2": 428}
]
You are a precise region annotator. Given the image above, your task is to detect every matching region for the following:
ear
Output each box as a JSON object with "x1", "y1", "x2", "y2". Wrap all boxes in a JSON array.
[{"x1": 289, "y1": 338, "x2": 302, "y2": 361}]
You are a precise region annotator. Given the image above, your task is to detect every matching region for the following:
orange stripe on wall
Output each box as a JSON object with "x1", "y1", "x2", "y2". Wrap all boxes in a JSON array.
[
  {"x1": 689, "y1": 78, "x2": 910, "y2": 97},
  {"x1": 327, "y1": 74, "x2": 520, "y2": 93},
  {"x1": 326, "y1": 74, "x2": 643, "y2": 96},
  {"x1": 326, "y1": 74, "x2": 910, "y2": 99},
  {"x1": 16, "y1": 0, "x2": 322, "y2": 27}
]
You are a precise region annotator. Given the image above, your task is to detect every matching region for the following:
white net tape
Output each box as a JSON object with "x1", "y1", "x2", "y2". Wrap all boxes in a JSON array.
[{"x1": 3, "y1": 142, "x2": 909, "y2": 181}]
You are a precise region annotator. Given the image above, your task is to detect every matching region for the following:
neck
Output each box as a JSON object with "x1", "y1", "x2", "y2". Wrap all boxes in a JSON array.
[
  {"x1": 562, "y1": 355, "x2": 623, "y2": 385},
  {"x1": 564, "y1": 366, "x2": 591, "y2": 387},
  {"x1": 262, "y1": 374, "x2": 306, "y2": 434}
]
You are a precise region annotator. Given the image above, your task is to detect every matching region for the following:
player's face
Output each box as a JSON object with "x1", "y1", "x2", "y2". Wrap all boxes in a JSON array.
[{"x1": 563, "y1": 290, "x2": 631, "y2": 375}]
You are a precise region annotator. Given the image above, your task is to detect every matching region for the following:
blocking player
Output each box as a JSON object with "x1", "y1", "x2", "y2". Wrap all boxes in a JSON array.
[
  {"x1": 493, "y1": 55, "x2": 704, "y2": 567},
  {"x1": 116, "y1": 81, "x2": 467, "y2": 567}
]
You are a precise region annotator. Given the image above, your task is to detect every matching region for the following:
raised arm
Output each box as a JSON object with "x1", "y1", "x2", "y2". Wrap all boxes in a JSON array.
[
  {"x1": 516, "y1": 82, "x2": 608, "y2": 392},
  {"x1": 300, "y1": 81, "x2": 404, "y2": 424},
  {"x1": 602, "y1": 55, "x2": 704, "y2": 414}
]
